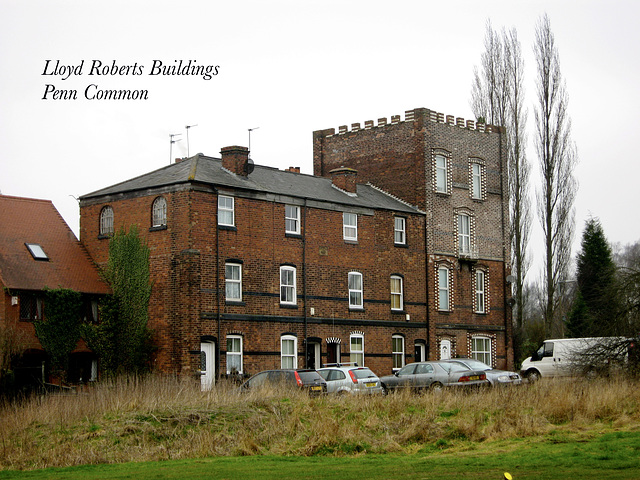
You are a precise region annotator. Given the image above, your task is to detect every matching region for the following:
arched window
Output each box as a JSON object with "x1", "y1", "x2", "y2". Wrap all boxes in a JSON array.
[
  {"x1": 152, "y1": 196, "x2": 167, "y2": 227},
  {"x1": 99, "y1": 206, "x2": 114, "y2": 236},
  {"x1": 281, "y1": 334, "x2": 298, "y2": 368}
]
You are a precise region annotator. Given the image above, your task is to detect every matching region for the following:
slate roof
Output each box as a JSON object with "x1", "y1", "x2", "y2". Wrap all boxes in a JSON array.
[
  {"x1": 0, "y1": 195, "x2": 110, "y2": 294},
  {"x1": 80, "y1": 154, "x2": 423, "y2": 215}
]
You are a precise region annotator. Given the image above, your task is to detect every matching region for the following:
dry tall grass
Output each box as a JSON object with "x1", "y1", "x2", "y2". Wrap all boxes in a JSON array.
[{"x1": 1, "y1": 375, "x2": 639, "y2": 471}]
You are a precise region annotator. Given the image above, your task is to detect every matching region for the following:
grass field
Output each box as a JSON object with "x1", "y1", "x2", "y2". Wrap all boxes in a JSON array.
[{"x1": 1, "y1": 375, "x2": 639, "y2": 479}]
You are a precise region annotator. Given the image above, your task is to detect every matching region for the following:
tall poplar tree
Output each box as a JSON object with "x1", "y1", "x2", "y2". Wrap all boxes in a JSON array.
[{"x1": 533, "y1": 14, "x2": 578, "y2": 337}]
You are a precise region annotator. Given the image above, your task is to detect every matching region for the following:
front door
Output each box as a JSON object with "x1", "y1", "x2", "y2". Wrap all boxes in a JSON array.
[
  {"x1": 306, "y1": 341, "x2": 321, "y2": 370},
  {"x1": 440, "y1": 339, "x2": 451, "y2": 360},
  {"x1": 326, "y1": 343, "x2": 340, "y2": 366},
  {"x1": 200, "y1": 342, "x2": 215, "y2": 391}
]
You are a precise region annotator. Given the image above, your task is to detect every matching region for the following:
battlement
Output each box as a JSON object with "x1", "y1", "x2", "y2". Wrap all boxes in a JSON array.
[{"x1": 323, "y1": 108, "x2": 497, "y2": 137}]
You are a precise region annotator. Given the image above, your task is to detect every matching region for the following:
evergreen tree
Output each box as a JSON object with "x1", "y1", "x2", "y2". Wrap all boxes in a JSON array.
[{"x1": 569, "y1": 217, "x2": 619, "y2": 336}]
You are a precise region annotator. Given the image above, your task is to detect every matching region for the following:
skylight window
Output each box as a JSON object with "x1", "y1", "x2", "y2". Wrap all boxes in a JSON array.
[{"x1": 25, "y1": 243, "x2": 48, "y2": 261}]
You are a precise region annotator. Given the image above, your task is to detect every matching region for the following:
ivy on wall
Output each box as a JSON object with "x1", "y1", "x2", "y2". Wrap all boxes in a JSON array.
[{"x1": 84, "y1": 226, "x2": 154, "y2": 376}]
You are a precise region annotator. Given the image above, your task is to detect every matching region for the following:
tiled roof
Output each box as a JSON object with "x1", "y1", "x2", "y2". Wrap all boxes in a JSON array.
[
  {"x1": 80, "y1": 155, "x2": 424, "y2": 215},
  {"x1": 0, "y1": 195, "x2": 110, "y2": 294}
]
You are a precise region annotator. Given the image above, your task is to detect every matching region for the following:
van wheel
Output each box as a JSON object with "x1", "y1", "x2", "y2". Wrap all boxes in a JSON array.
[{"x1": 526, "y1": 370, "x2": 540, "y2": 383}]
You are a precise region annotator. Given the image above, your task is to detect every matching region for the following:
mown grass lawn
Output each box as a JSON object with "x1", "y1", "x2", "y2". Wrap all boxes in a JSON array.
[{"x1": 2, "y1": 430, "x2": 639, "y2": 480}]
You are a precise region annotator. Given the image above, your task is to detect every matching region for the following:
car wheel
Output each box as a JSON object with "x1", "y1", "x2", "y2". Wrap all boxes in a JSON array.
[
  {"x1": 526, "y1": 370, "x2": 540, "y2": 383},
  {"x1": 430, "y1": 382, "x2": 443, "y2": 392},
  {"x1": 381, "y1": 384, "x2": 389, "y2": 395}
]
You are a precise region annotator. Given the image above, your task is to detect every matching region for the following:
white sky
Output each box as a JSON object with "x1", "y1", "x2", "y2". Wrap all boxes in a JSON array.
[{"x1": 1, "y1": 0, "x2": 638, "y2": 280}]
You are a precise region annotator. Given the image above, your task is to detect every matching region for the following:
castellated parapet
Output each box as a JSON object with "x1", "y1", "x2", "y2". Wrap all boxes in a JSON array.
[{"x1": 322, "y1": 107, "x2": 497, "y2": 139}]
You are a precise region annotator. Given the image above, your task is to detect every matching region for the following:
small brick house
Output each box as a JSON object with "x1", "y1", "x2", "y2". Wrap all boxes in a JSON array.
[
  {"x1": 79, "y1": 147, "x2": 428, "y2": 386},
  {"x1": 0, "y1": 195, "x2": 110, "y2": 387},
  {"x1": 313, "y1": 107, "x2": 514, "y2": 370}
]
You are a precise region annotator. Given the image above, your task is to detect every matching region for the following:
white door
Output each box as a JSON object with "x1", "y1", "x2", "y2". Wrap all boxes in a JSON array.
[
  {"x1": 200, "y1": 342, "x2": 215, "y2": 391},
  {"x1": 440, "y1": 339, "x2": 451, "y2": 360}
]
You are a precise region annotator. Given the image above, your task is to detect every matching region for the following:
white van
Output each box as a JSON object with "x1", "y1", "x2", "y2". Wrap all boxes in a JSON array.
[{"x1": 520, "y1": 337, "x2": 626, "y2": 381}]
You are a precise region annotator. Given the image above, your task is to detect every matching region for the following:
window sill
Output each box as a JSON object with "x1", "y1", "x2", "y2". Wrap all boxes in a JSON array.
[
  {"x1": 349, "y1": 307, "x2": 365, "y2": 312},
  {"x1": 285, "y1": 233, "x2": 302, "y2": 239},
  {"x1": 218, "y1": 225, "x2": 237, "y2": 232},
  {"x1": 149, "y1": 225, "x2": 167, "y2": 232},
  {"x1": 394, "y1": 243, "x2": 408, "y2": 249},
  {"x1": 97, "y1": 234, "x2": 113, "y2": 240},
  {"x1": 226, "y1": 301, "x2": 246, "y2": 307},
  {"x1": 344, "y1": 239, "x2": 358, "y2": 245},
  {"x1": 279, "y1": 303, "x2": 298, "y2": 310}
]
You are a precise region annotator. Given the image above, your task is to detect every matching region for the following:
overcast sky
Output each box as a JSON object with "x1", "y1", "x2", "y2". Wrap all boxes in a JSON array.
[{"x1": 1, "y1": 0, "x2": 638, "y2": 280}]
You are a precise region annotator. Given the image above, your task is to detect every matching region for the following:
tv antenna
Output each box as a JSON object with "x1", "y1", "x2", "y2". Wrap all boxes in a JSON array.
[
  {"x1": 169, "y1": 133, "x2": 182, "y2": 164},
  {"x1": 185, "y1": 124, "x2": 198, "y2": 157},
  {"x1": 248, "y1": 127, "x2": 259, "y2": 158}
]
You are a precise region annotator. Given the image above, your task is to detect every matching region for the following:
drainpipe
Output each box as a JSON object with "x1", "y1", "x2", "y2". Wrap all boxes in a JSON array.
[
  {"x1": 215, "y1": 190, "x2": 221, "y2": 381},
  {"x1": 302, "y1": 198, "x2": 308, "y2": 367}
]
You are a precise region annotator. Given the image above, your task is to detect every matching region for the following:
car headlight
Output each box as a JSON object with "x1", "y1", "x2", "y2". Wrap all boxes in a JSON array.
[{"x1": 497, "y1": 375, "x2": 509, "y2": 382}]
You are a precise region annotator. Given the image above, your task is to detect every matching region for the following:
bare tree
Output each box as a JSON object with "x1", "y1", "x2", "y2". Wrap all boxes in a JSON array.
[
  {"x1": 533, "y1": 14, "x2": 578, "y2": 337},
  {"x1": 471, "y1": 22, "x2": 531, "y2": 360}
]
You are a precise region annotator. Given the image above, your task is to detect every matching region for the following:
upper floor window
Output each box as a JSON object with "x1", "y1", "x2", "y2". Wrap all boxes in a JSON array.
[
  {"x1": 218, "y1": 195, "x2": 234, "y2": 226},
  {"x1": 437, "y1": 266, "x2": 451, "y2": 311},
  {"x1": 475, "y1": 269, "x2": 486, "y2": 314},
  {"x1": 392, "y1": 334, "x2": 405, "y2": 370},
  {"x1": 458, "y1": 214, "x2": 471, "y2": 256},
  {"x1": 350, "y1": 333, "x2": 364, "y2": 366},
  {"x1": 470, "y1": 162, "x2": 485, "y2": 200},
  {"x1": 225, "y1": 263, "x2": 242, "y2": 302},
  {"x1": 343, "y1": 212, "x2": 357, "y2": 241},
  {"x1": 226, "y1": 335, "x2": 243, "y2": 374},
  {"x1": 285, "y1": 205, "x2": 300, "y2": 235},
  {"x1": 281, "y1": 335, "x2": 298, "y2": 368},
  {"x1": 152, "y1": 197, "x2": 167, "y2": 227},
  {"x1": 434, "y1": 153, "x2": 449, "y2": 194},
  {"x1": 394, "y1": 217, "x2": 406, "y2": 245},
  {"x1": 99, "y1": 206, "x2": 114, "y2": 236},
  {"x1": 280, "y1": 266, "x2": 297, "y2": 305},
  {"x1": 19, "y1": 293, "x2": 43, "y2": 321},
  {"x1": 348, "y1": 272, "x2": 363, "y2": 309},
  {"x1": 471, "y1": 336, "x2": 492, "y2": 366},
  {"x1": 390, "y1": 275, "x2": 403, "y2": 311}
]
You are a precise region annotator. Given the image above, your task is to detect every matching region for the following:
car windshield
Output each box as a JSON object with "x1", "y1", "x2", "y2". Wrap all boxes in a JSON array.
[
  {"x1": 351, "y1": 368, "x2": 376, "y2": 379},
  {"x1": 440, "y1": 362, "x2": 469, "y2": 373},
  {"x1": 459, "y1": 359, "x2": 491, "y2": 371},
  {"x1": 297, "y1": 371, "x2": 322, "y2": 382}
]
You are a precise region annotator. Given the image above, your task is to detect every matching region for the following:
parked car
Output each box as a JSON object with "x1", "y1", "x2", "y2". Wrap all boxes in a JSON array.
[
  {"x1": 318, "y1": 364, "x2": 383, "y2": 394},
  {"x1": 239, "y1": 369, "x2": 327, "y2": 395},
  {"x1": 379, "y1": 361, "x2": 489, "y2": 393},
  {"x1": 443, "y1": 359, "x2": 521, "y2": 386}
]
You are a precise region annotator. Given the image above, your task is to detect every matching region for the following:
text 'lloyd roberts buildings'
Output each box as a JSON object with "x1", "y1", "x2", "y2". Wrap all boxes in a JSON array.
[{"x1": 79, "y1": 107, "x2": 513, "y2": 388}]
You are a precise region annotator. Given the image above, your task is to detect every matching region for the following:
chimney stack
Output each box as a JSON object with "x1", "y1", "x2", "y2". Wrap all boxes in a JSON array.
[
  {"x1": 221, "y1": 146, "x2": 251, "y2": 176},
  {"x1": 329, "y1": 167, "x2": 358, "y2": 194}
]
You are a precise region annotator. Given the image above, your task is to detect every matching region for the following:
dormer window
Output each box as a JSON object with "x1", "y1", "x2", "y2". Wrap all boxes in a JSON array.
[{"x1": 25, "y1": 243, "x2": 48, "y2": 261}]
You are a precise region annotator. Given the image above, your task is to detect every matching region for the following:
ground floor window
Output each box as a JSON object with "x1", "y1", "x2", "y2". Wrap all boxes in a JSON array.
[
  {"x1": 350, "y1": 333, "x2": 364, "y2": 366},
  {"x1": 226, "y1": 335, "x2": 243, "y2": 374},
  {"x1": 471, "y1": 336, "x2": 492, "y2": 366},
  {"x1": 392, "y1": 335, "x2": 405, "y2": 370},
  {"x1": 281, "y1": 335, "x2": 298, "y2": 368}
]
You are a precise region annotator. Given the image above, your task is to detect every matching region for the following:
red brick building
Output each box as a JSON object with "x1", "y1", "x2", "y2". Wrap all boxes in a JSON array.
[
  {"x1": 314, "y1": 107, "x2": 514, "y2": 370},
  {"x1": 0, "y1": 195, "x2": 110, "y2": 387},
  {"x1": 79, "y1": 146, "x2": 428, "y2": 386}
]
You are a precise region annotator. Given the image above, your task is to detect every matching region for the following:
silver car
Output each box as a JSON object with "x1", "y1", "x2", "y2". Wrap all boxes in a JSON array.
[
  {"x1": 444, "y1": 359, "x2": 522, "y2": 386},
  {"x1": 318, "y1": 364, "x2": 383, "y2": 394},
  {"x1": 379, "y1": 361, "x2": 489, "y2": 393}
]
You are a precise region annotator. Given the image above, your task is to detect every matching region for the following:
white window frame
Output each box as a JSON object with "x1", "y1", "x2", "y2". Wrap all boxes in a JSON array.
[
  {"x1": 226, "y1": 335, "x2": 243, "y2": 374},
  {"x1": 458, "y1": 214, "x2": 471, "y2": 256},
  {"x1": 343, "y1": 212, "x2": 358, "y2": 241},
  {"x1": 285, "y1": 205, "x2": 300, "y2": 235},
  {"x1": 394, "y1": 217, "x2": 406, "y2": 245},
  {"x1": 471, "y1": 336, "x2": 492, "y2": 366},
  {"x1": 348, "y1": 272, "x2": 363, "y2": 309},
  {"x1": 218, "y1": 195, "x2": 235, "y2": 226},
  {"x1": 475, "y1": 269, "x2": 486, "y2": 314},
  {"x1": 350, "y1": 333, "x2": 364, "y2": 366},
  {"x1": 390, "y1": 275, "x2": 403, "y2": 311},
  {"x1": 280, "y1": 266, "x2": 297, "y2": 305},
  {"x1": 471, "y1": 163, "x2": 483, "y2": 200},
  {"x1": 225, "y1": 263, "x2": 242, "y2": 302},
  {"x1": 392, "y1": 334, "x2": 405, "y2": 370},
  {"x1": 281, "y1": 335, "x2": 298, "y2": 368},
  {"x1": 438, "y1": 266, "x2": 450, "y2": 311},
  {"x1": 435, "y1": 154, "x2": 448, "y2": 193},
  {"x1": 152, "y1": 196, "x2": 167, "y2": 227},
  {"x1": 99, "y1": 206, "x2": 114, "y2": 236}
]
